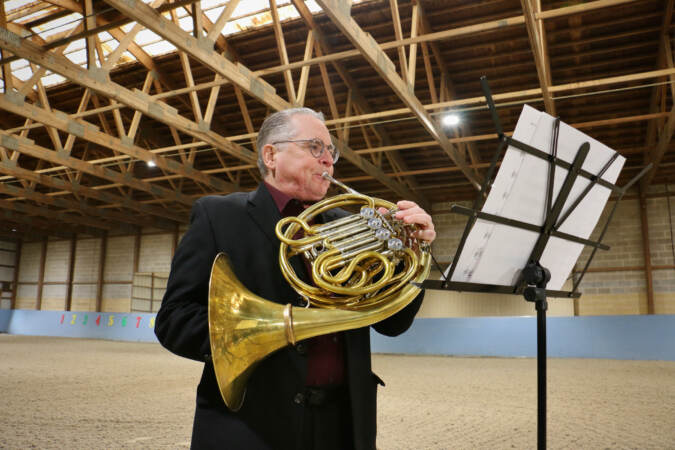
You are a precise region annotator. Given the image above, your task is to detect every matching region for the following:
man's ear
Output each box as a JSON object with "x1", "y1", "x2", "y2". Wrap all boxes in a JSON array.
[{"x1": 261, "y1": 144, "x2": 276, "y2": 172}]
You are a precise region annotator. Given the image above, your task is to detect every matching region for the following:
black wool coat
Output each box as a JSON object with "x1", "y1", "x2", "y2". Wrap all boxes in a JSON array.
[{"x1": 155, "y1": 182, "x2": 424, "y2": 450}]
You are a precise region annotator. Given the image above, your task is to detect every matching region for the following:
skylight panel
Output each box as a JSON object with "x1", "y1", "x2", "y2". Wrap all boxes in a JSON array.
[
  {"x1": 67, "y1": 48, "x2": 88, "y2": 66},
  {"x1": 204, "y1": 6, "x2": 225, "y2": 23},
  {"x1": 200, "y1": 0, "x2": 228, "y2": 10},
  {"x1": 5, "y1": 0, "x2": 35, "y2": 12},
  {"x1": 178, "y1": 15, "x2": 194, "y2": 32},
  {"x1": 98, "y1": 32, "x2": 114, "y2": 44},
  {"x1": 143, "y1": 40, "x2": 177, "y2": 57},
  {"x1": 10, "y1": 59, "x2": 29, "y2": 72},
  {"x1": 42, "y1": 72, "x2": 67, "y2": 87},
  {"x1": 135, "y1": 28, "x2": 162, "y2": 46},
  {"x1": 13, "y1": 66, "x2": 34, "y2": 82},
  {"x1": 121, "y1": 21, "x2": 138, "y2": 33},
  {"x1": 16, "y1": 6, "x2": 59, "y2": 24},
  {"x1": 32, "y1": 13, "x2": 83, "y2": 40},
  {"x1": 64, "y1": 39, "x2": 86, "y2": 55}
]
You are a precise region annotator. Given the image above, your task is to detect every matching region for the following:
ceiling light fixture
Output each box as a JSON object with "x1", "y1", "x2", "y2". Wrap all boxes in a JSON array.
[{"x1": 442, "y1": 113, "x2": 460, "y2": 126}]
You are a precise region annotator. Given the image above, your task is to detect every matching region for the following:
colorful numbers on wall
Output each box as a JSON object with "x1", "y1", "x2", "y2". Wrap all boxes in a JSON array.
[{"x1": 59, "y1": 313, "x2": 156, "y2": 328}]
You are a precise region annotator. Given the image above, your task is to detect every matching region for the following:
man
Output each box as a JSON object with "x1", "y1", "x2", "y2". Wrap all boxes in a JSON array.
[{"x1": 155, "y1": 107, "x2": 436, "y2": 450}]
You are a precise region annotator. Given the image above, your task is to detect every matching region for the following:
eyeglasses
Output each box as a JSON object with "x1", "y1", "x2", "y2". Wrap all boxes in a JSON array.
[{"x1": 272, "y1": 138, "x2": 339, "y2": 164}]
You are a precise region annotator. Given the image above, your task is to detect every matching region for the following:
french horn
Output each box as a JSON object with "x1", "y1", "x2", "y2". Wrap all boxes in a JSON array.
[{"x1": 208, "y1": 173, "x2": 431, "y2": 410}]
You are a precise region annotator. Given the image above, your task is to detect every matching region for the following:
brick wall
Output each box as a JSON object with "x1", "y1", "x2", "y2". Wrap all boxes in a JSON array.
[{"x1": 12, "y1": 226, "x2": 185, "y2": 313}]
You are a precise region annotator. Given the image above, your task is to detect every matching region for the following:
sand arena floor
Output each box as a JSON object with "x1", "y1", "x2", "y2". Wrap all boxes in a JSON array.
[{"x1": 1, "y1": 335, "x2": 674, "y2": 449}]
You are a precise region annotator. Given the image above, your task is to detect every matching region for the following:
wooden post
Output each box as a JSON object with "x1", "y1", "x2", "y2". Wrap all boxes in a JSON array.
[
  {"x1": 95, "y1": 232, "x2": 108, "y2": 312},
  {"x1": 36, "y1": 238, "x2": 47, "y2": 310},
  {"x1": 10, "y1": 239, "x2": 21, "y2": 310},
  {"x1": 638, "y1": 189, "x2": 655, "y2": 314},
  {"x1": 65, "y1": 236, "x2": 77, "y2": 311},
  {"x1": 133, "y1": 230, "x2": 141, "y2": 274}
]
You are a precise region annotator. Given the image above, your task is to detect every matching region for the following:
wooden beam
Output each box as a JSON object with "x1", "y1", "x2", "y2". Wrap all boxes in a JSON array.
[
  {"x1": 84, "y1": 0, "x2": 97, "y2": 69},
  {"x1": 642, "y1": 1, "x2": 674, "y2": 189},
  {"x1": 291, "y1": 0, "x2": 430, "y2": 208},
  {"x1": 0, "y1": 26, "x2": 257, "y2": 168},
  {"x1": 0, "y1": 195, "x2": 117, "y2": 232},
  {"x1": 389, "y1": 0, "x2": 409, "y2": 84},
  {"x1": 133, "y1": 230, "x2": 141, "y2": 274},
  {"x1": 520, "y1": 0, "x2": 556, "y2": 115},
  {"x1": 642, "y1": 103, "x2": 675, "y2": 188},
  {"x1": 65, "y1": 236, "x2": 76, "y2": 311},
  {"x1": 295, "y1": 30, "x2": 314, "y2": 106},
  {"x1": 206, "y1": 0, "x2": 240, "y2": 42},
  {"x1": 36, "y1": 238, "x2": 47, "y2": 310},
  {"x1": 269, "y1": 0, "x2": 296, "y2": 104},
  {"x1": 0, "y1": 127, "x2": 192, "y2": 217},
  {"x1": 638, "y1": 189, "x2": 654, "y2": 314},
  {"x1": 0, "y1": 94, "x2": 219, "y2": 205},
  {"x1": 257, "y1": 0, "x2": 641, "y2": 80},
  {"x1": 407, "y1": 2, "x2": 419, "y2": 88},
  {"x1": 10, "y1": 239, "x2": 21, "y2": 309},
  {"x1": 0, "y1": 1, "x2": 14, "y2": 93},
  {"x1": 0, "y1": 158, "x2": 186, "y2": 224},
  {"x1": 0, "y1": 176, "x2": 170, "y2": 230},
  {"x1": 316, "y1": 0, "x2": 481, "y2": 188},
  {"x1": 416, "y1": 3, "x2": 481, "y2": 179},
  {"x1": 95, "y1": 232, "x2": 107, "y2": 312},
  {"x1": 1, "y1": 211, "x2": 96, "y2": 238},
  {"x1": 103, "y1": 0, "x2": 289, "y2": 111},
  {"x1": 170, "y1": 8, "x2": 204, "y2": 123},
  {"x1": 114, "y1": 0, "x2": 424, "y2": 203},
  {"x1": 0, "y1": 182, "x2": 139, "y2": 231}
]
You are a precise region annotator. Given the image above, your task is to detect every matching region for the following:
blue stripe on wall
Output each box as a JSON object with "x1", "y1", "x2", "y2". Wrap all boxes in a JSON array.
[
  {"x1": 371, "y1": 315, "x2": 675, "y2": 361},
  {"x1": 1, "y1": 309, "x2": 157, "y2": 342},
  {"x1": 0, "y1": 309, "x2": 11, "y2": 333},
  {"x1": 2, "y1": 310, "x2": 674, "y2": 361}
]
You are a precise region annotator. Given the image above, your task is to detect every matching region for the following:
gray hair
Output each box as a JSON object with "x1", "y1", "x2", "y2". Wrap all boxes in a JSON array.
[{"x1": 256, "y1": 107, "x2": 325, "y2": 177}]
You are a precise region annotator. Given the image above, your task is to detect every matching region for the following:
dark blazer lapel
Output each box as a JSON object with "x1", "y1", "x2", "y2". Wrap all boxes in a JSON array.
[
  {"x1": 248, "y1": 183, "x2": 311, "y2": 287},
  {"x1": 246, "y1": 183, "x2": 281, "y2": 244}
]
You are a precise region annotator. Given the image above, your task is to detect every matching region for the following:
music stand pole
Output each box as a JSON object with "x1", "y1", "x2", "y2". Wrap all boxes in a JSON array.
[{"x1": 523, "y1": 262, "x2": 551, "y2": 450}]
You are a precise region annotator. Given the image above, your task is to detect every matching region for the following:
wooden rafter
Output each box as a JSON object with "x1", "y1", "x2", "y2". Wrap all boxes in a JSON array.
[
  {"x1": 291, "y1": 0, "x2": 430, "y2": 208},
  {"x1": 520, "y1": 0, "x2": 556, "y2": 115},
  {"x1": 109, "y1": 0, "x2": 423, "y2": 202},
  {"x1": 315, "y1": 0, "x2": 482, "y2": 188}
]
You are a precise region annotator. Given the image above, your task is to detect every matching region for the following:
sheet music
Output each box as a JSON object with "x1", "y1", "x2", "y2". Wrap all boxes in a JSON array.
[{"x1": 447, "y1": 105, "x2": 625, "y2": 290}]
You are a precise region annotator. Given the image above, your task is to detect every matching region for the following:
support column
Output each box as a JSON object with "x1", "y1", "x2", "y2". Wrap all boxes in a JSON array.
[
  {"x1": 36, "y1": 238, "x2": 47, "y2": 310},
  {"x1": 10, "y1": 239, "x2": 21, "y2": 310},
  {"x1": 95, "y1": 232, "x2": 108, "y2": 312},
  {"x1": 133, "y1": 230, "x2": 141, "y2": 274},
  {"x1": 639, "y1": 189, "x2": 655, "y2": 314},
  {"x1": 65, "y1": 235, "x2": 77, "y2": 311}
]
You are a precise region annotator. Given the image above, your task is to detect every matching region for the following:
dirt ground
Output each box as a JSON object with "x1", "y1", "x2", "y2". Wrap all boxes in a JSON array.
[{"x1": 1, "y1": 335, "x2": 674, "y2": 449}]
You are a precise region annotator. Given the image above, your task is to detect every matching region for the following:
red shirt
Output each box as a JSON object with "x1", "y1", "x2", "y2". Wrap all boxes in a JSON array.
[{"x1": 265, "y1": 182, "x2": 345, "y2": 387}]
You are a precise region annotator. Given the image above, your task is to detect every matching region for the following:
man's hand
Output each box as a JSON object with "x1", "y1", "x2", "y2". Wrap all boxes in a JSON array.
[{"x1": 391, "y1": 200, "x2": 436, "y2": 244}]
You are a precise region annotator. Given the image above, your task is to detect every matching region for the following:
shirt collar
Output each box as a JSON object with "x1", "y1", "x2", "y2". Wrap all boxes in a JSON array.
[{"x1": 264, "y1": 181, "x2": 294, "y2": 214}]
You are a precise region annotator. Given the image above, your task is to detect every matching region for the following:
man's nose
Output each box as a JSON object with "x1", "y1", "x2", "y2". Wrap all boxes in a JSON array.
[{"x1": 318, "y1": 148, "x2": 334, "y2": 166}]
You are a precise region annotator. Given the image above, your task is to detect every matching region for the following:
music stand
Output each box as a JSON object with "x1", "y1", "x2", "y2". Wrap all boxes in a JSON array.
[{"x1": 422, "y1": 77, "x2": 652, "y2": 450}]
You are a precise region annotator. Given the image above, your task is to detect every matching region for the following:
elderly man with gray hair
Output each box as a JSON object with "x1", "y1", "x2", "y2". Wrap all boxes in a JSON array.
[{"x1": 155, "y1": 107, "x2": 435, "y2": 450}]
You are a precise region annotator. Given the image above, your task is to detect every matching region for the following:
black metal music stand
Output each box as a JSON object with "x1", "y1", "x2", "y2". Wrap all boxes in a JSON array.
[{"x1": 422, "y1": 77, "x2": 652, "y2": 450}]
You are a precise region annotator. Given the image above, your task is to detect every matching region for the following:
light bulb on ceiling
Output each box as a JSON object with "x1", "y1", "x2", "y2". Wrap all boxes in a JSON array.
[
  {"x1": 147, "y1": 160, "x2": 156, "y2": 168},
  {"x1": 442, "y1": 113, "x2": 460, "y2": 126}
]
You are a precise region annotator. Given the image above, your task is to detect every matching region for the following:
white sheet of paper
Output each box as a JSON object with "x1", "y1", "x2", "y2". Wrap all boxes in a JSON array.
[{"x1": 447, "y1": 105, "x2": 625, "y2": 290}]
